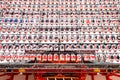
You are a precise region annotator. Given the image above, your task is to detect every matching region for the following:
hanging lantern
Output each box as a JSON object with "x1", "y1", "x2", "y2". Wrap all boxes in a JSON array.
[
  {"x1": 84, "y1": 54, "x2": 89, "y2": 61},
  {"x1": 94, "y1": 68, "x2": 100, "y2": 73},
  {"x1": 6, "y1": 54, "x2": 11, "y2": 62},
  {"x1": 48, "y1": 54, "x2": 53, "y2": 61},
  {"x1": 106, "y1": 53, "x2": 110, "y2": 62},
  {"x1": 24, "y1": 54, "x2": 30, "y2": 62},
  {"x1": 113, "y1": 54, "x2": 117, "y2": 62},
  {"x1": 53, "y1": 53, "x2": 59, "y2": 61},
  {"x1": 71, "y1": 53, "x2": 76, "y2": 61},
  {"x1": 65, "y1": 54, "x2": 70, "y2": 61},
  {"x1": 0, "y1": 54, "x2": 5, "y2": 61},
  {"x1": 60, "y1": 54, "x2": 65, "y2": 61},
  {"x1": 90, "y1": 54, "x2": 95, "y2": 62},
  {"x1": 12, "y1": 54, "x2": 18, "y2": 62},
  {"x1": 37, "y1": 54, "x2": 42, "y2": 61},
  {"x1": 30, "y1": 54, "x2": 35, "y2": 61},
  {"x1": 42, "y1": 54, "x2": 47, "y2": 61},
  {"x1": 76, "y1": 54, "x2": 82, "y2": 62},
  {"x1": 19, "y1": 68, "x2": 25, "y2": 73}
]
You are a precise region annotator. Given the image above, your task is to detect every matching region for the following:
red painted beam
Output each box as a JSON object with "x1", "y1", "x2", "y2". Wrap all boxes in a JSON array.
[
  {"x1": 0, "y1": 73, "x2": 7, "y2": 77},
  {"x1": 109, "y1": 73, "x2": 120, "y2": 78}
]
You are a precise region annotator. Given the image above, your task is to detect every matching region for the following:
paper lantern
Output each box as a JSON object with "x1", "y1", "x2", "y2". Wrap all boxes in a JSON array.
[
  {"x1": 37, "y1": 54, "x2": 42, "y2": 61},
  {"x1": 76, "y1": 54, "x2": 82, "y2": 62},
  {"x1": 60, "y1": 54, "x2": 65, "y2": 61},
  {"x1": 65, "y1": 54, "x2": 70, "y2": 61},
  {"x1": 12, "y1": 54, "x2": 18, "y2": 62},
  {"x1": 30, "y1": 54, "x2": 35, "y2": 60},
  {"x1": 71, "y1": 54, "x2": 76, "y2": 61},
  {"x1": 94, "y1": 68, "x2": 100, "y2": 73},
  {"x1": 48, "y1": 54, "x2": 53, "y2": 61},
  {"x1": 53, "y1": 53, "x2": 59, "y2": 61},
  {"x1": 0, "y1": 54, "x2": 5, "y2": 61},
  {"x1": 6, "y1": 55, "x2": 11, "y2": 62},
  {"x1": 42, "y1": 54, "x2": 47, "y2": 61},
  {"x1": 19, "y1": 68, "x2": 25, "y2": 73},
  {"x1": 24, "y1": 54, "x2": 30, "y2": 61},
  {"x1": 90, "y1": 54, "x2": 95, "y2": 62},
  {"x1": 84, "y1": 54, "x2": 89, "y2": 61}
]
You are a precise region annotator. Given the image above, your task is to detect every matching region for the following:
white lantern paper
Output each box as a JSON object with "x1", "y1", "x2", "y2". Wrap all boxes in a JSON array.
[
  {"x1": 71, "y1": 54, "x2": 76, "y2": 61},
  {"x1": 12, "y1": 54, "x2": 19, "y2": 62},
  {"x1": 65, "y1": 54, "x2": 70, "y2": 61},
  {"x1": 76, "y1": 54, "x2": 81, "y2": 62},
  {"x1": 60, "y1": 54, "x2": 65, "y2": 61},
  {"x1": 37, "y1": 54, "x2": 42, "y2": 61},
  {"x1": 42, "y1": 54, "x2": 47, "y2": 61},
  {"x1": 53, "y1": 53, "x2": 59, "y2": 61},
  {"x1": 90, "y1": 54, "x2": 95, "y2": 62},
  {"x1": 48, "y1": 54, "x2": 53, "y2": 61},
  {"x1": 84, "y1": 54, "x2": 89, "y2": 61},
  {"x1": 24, "y1": 54, "x2": 30, "y2": 62},
  {"x1": 6, "y1": 54, "x2": 11, "y2": 62},
  {"x1": 30, "y1": 54, "x2": 35, "y2": 61}
]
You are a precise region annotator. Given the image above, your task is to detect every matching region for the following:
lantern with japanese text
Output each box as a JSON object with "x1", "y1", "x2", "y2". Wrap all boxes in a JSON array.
[
  {"x1": 37, "y1": 54, "x2": 42, "y2": 61},
  {"x1": 76, "y1": 54, "x2": 82, "y2": 62},
  {"x1": 48, "y1": 54, "x2": 53, "y2": 61},
  {"x1": 30, "y1": 54, "x2": 35, "y2": 61},
  {"x1": 42, "y1": 54, "x2": 47, "y2": 61},
  {"x1": 71, "y1": 53, "x2": 76, "y2": 61},
  {"x1": 84, "y1": 54, "x2": 89, "y2": 61},
  {"x1": 53, "y1": 53, "x2": 59, "y2": 62},
  {"x1": 65, "y1": 53, "x2": 70, "y2": 62},
  {"x1": 60, "y1": 54, "x2": 65, "y2": 61}
]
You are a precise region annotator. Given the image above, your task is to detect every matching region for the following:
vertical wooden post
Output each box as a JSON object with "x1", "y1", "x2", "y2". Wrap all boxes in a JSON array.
[
  {"x1": 25, "y1": 74, "x2": 29, "y2": 80},
  {"x1": 34, "y1": 73, "x2": 43, "y2": 80},
  {"x1": 91, "y1": 74, "x2": 94, "y2": 80},
  {"x1": 106, "y1": 73, "x2": 112, "y2": 80},
  {"x1": 10, "y1": 73, "x2": 14, "y2": 80}
]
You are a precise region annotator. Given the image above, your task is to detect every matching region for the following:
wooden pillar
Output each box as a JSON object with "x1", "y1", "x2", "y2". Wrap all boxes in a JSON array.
[
  {"x1": 34, "y1": 73, "x2": 43, "y2": 80},
  {"x1": 91, "y1": 74, "x2": 94, "y2": 80},
  {"x1": 106, "y1": 74, "x2": 111, "y2": 80},
  {"x1": 25, "y1": 74, "x2": 29, "y2": 80},
  {"x1": 78, "y1": 73, "x2": 81, "y2": 80},
  {"x1": 10, "y1": 73, "x2": 14, "y2": 80},
  {"x1": 80, "y1": 74, "x2": 86, "y2": 80}
]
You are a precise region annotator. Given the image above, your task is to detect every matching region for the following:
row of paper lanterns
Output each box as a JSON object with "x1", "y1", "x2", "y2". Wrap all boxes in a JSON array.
[
  {"x1": 0, "y1": 53, "x2": 120, "y2": 62},
  {"x1": 0, "y1": 43, "x2": 119, "y2": 50},
  {"x1": 0, "y1": 34, "x2": 119, "y2": 40},
  {"x1": 0, "y1": 54, "x2": 94, "y2": 62}
]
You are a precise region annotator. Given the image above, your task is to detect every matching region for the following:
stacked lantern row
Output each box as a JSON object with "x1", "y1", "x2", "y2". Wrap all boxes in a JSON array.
[
  {"x1": 0, "y1": 53, "x2": 120, "y2": 63},
  {"x1": 0, "y1": 43, "x2": 120, "y2": 50},
  {"x1": 1, "y1": 2, "x2": 119, "y2": 11},
  {"x1": 0, "y1": 0, "x2": 120, "y2": 64},
  {"x1": 1, "y1": 27, "x2": 119, "y2": 34},
  {"x1": 1, "y1": 0, "x2": 119, "y2": 5},
  {"x1": 0, "y1": 34, "x2": 119, "y2": 43},
  {"x1": 1, "y1": 17, "x2": 119, "y2": 28}
]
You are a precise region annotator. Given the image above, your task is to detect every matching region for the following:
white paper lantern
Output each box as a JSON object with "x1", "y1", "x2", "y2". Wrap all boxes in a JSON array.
[
  {"x1": 71, "y1": 54, "x2": 76, "y2": 61},
  {"x1": 65, "y1": 54, "x2": 70, "y2": 61},
  {"x1": 37, "y1": 54, "x2": 42, "y2": 61},
  {"x1": 53, "y1": 53, "x2": 59, "y2": 61},
  {"x1": 76, "y1": 54, "x2": 82, "y2": 62},
  {"x1": 42, "y1": 54, "x2": 47, "y2": 61},
  {"x1": 48, "y1": 54, "x2": 53, "y2": 61}
]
